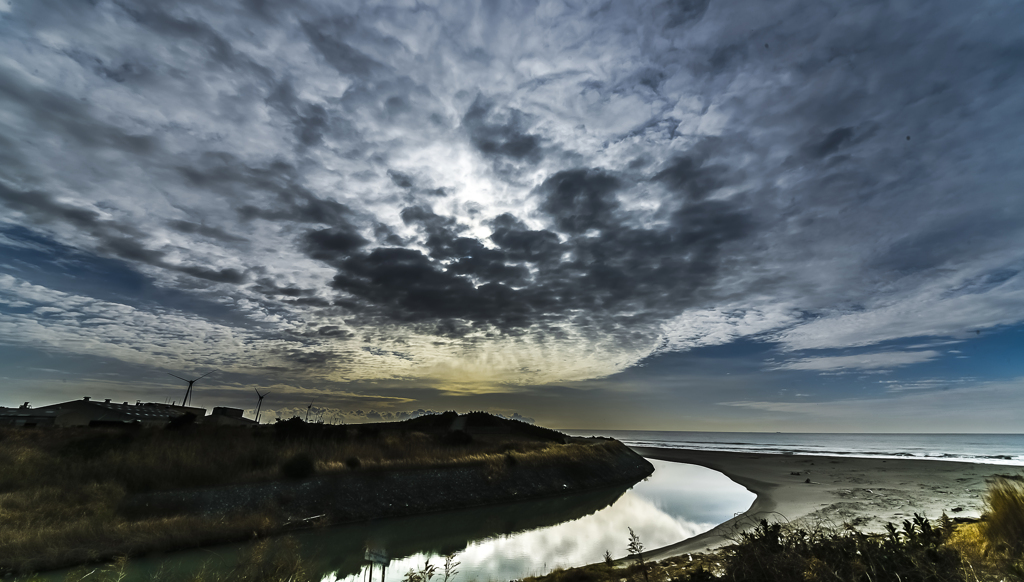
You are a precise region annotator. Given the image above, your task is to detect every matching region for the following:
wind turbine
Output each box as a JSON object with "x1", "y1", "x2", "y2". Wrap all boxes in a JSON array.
[
  {"x1": 305, "y1": 399, "x2": 315, "y2": 423},
  {"x1": 168, "y1": 370, "x2": 216, "y2": 407},
  {"x1": 254, "y1": 389, "x2": 269, "y2": 424}
]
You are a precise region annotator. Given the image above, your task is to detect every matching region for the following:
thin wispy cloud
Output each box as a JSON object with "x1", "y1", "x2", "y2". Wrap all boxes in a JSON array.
[{"x1": 773, "y1": 350, "x2": 942, "y2": 373}]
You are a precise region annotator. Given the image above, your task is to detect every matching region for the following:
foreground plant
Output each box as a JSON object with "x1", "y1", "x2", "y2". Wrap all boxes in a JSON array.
[{"x1": 980, "y1": 475, "x2": 1024, "y2": 579}]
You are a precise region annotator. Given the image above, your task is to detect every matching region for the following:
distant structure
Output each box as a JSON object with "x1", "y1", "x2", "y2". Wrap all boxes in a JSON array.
[
  {"x1": 167, "y1": 370, "x2": 216, "y2": 407},
  {"x1": 0, "y1": 397, "x2": 204, "y2": 428},
  {"x1": 204, "y1": 406, "x2": 257, "y2": 427},
  {"x1": 253, "y1": 389, "x2": 268, "y2": 424},
  {"x1": 0, "y1": 398, "x2": 258, "y2": 428}
]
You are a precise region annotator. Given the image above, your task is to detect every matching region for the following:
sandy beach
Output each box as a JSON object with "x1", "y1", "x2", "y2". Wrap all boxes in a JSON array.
[{"x1": 633, "y1": 447, "x2": 1014, "y2": 560}]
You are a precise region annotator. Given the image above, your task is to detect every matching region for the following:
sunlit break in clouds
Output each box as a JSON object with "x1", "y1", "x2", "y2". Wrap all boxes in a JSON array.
[{"x1": 1, "y1": 1, "x2": 1023, "y2": 431}]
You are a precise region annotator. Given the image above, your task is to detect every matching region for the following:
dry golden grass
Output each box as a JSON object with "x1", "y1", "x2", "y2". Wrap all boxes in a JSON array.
[
  {"x1": 982, "y1": 477, "x2": 1024, "y2": 557},
  {"x1": 0, "y1": 425, "x2": 561, "y2": 494}
]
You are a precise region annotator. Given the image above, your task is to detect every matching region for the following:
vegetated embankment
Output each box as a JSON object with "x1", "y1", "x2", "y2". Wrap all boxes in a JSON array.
[
  {"x1": 121, "y1": 437, "x2": 653, "y2": 524},
  {"x1": 0, "y1": 412, "x2": 653, "y2": 575}
]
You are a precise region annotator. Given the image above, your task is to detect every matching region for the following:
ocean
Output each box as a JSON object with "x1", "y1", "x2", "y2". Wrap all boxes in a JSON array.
[{"x1": 564, "y1": 430, "x2": 1024, "y2": 466}]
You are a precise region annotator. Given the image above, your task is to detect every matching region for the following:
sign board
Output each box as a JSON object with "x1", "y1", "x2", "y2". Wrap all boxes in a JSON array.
[{"x1": 364, "y1": 549, "x2": 390, "y2": 566}]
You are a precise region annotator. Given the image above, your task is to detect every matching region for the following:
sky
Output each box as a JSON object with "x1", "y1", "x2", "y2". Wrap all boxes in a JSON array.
[{"x1": 1, "y1": 0, "x2": 1023, "y2": 432}]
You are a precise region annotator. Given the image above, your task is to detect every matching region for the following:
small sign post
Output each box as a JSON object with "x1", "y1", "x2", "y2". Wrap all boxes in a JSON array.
[{"x1": 364, "y1": 548, "x2": 390, "y2": 582}]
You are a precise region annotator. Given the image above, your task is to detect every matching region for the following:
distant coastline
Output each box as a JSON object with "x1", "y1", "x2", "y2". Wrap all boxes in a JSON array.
[{"x1": 566, "y1": 430, "x2": 1024, "y2": 466}]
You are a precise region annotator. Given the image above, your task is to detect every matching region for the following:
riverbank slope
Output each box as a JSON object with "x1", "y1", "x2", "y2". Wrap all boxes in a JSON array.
[{"x1": 0, "y1": 414, "x2": 653, "y2": 575}]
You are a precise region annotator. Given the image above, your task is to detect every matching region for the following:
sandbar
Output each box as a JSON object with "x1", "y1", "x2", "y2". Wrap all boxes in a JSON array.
[{"x1": 632, "y1": 447, "x2": 1012, "y2": 560}]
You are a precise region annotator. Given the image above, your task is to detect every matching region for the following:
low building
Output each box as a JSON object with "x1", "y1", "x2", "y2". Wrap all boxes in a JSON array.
[
  {"x1": 203, "y1": 406, "x2": 257, "y2": 427},
  {"x1": 1, "y1": 397, "x2": 206, "y2": 427},
  {"x1": 0, "y1": 403, "x2": 60, "y2": 427}
]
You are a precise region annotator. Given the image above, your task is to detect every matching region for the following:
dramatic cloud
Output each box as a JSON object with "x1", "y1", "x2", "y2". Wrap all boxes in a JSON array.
[{"x1": 1, "y1": 0, "x2": 1022, "y2": 426}]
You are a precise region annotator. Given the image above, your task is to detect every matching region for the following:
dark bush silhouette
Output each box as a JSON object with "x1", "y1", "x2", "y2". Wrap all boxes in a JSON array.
[
  {"x1": 442, "y1": 429, "x2": 473, "y2": 446},
  {"x1": 280, "y1": 453, "x2": 316, "y2": 479},
  {"x1": 718, "y1": 516, "x2": 963, "y2": 582},
  {"x1": 345, "y1": 456, "x2": 361, "y2": 469},
  {"x1": 356, "y1": 425, "x2": 380, "y2": 440},
  {"x1": 166, "y1": 412, "x2": 196, "y2": 430},
  {"x1": 274, "y1": 417, "x2": 308, "y2": 440}
]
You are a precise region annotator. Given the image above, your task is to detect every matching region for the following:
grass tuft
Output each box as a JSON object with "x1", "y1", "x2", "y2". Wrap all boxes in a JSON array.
[{"x1": 982, "y1": 476, "x2": 1024, "y2": 558}]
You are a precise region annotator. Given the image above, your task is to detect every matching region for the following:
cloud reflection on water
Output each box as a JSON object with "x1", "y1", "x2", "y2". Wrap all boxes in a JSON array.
[{"x1": 327, "y1": 461, "x2": 752, "y2": 582}]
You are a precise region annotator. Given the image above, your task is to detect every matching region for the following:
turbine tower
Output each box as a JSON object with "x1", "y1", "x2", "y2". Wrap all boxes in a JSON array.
[
  {"x1": 254, "y1": 389, "x2": 269, "y2": 424},
  {"x1": 168, "y1": 370, "x2": 216, "y2": 407}
]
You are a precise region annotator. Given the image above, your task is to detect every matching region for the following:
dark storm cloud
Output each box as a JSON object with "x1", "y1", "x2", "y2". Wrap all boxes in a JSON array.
[
  {"x1": 307, "y1": 165, "x2": 753, "y2": 335},
  {"x1": 0, "y1": 66, "x2": 158, "y2": 155},
  {"x1": 462, "y1": 95, "x2": 544, "y2": 163},
  {"x1": 0, "y1": 183, "x2": 250, "y2": 285},
  {"x1": 174, "y1": 265, "x2": 247, "y2": 284},
  {"x1": 538, "y1": 170, "x2": 621, "y2": 234},
  {"x1": 302, "y1": 20, "x2": 386, "y2": 79},
  {"x1": 0, "y1": 184, "x2": 103, "y2": 230},
  {"x1": 115, "y1": 1, "x2": 273, "y2": 80},
  {"x1": 661, "y1": 0, "x2": 712, "y2": 28},
  {"x1": 0, "y1": 183, "x2": 166, "y2": 267},
  {"x1": 177, "y1": 156, "x2": 359, "y2": 226},
  {"x1": 387, "y1": 170, "x2": 415, "y2": 189},
  {"x1": 265, "y1": 78, "x2": 339, "y2": 149},
  {"x1": 489, "y1": 214, "x2": 562, "y2": 265},
  {"x1": 653, "y1": 156, "x2": 728, "y2": 201},
  {"x1": 303, "y1": 226, "x2": 369, "y2": 260},
  {"x1": 328, "y1": 246, "x2": 535, "y2": 331},
  {"x1": 807, "y1": 127, "x2": 856, "y2": 159}
]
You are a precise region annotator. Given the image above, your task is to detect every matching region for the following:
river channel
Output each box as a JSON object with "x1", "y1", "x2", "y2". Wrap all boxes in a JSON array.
[{"x1": 47, "y1": 459, "x2": 754, "y2": 582}]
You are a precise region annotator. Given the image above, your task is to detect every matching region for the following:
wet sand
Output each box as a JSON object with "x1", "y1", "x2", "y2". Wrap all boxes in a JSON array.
[{"x1": 632, "y1": 447, "x2": 1009, "y2": 560}]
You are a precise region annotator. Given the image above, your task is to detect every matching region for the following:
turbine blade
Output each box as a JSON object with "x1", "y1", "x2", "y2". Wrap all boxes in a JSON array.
[{"x1": 168, "y1": 373, "x2": 189, "y2": 382}]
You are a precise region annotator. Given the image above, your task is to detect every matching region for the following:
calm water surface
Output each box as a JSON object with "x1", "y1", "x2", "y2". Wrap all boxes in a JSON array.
[
  {"x1": 317, "y1": 460, "x2": 753, "y2": 582},
  {"x1": 50, "y1": 460, "x2": 752, "y2": 582}
]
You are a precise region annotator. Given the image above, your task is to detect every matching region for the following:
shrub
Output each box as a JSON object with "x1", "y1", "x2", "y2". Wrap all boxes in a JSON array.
[
  {"x1": 166, "y1": 412, "x2": 196, "y2": 430},
  {"x1": 441, "y1": 430, "x2": 472, "y2": 446},
  {"x1": 280, "y1": 453, "x2": 316, "y2": 479},
  {"x1": 719, "y1": 516, "x2": 965, "y2": 582},
  {"x1": 983, "y1": 476, "x2": 1024, "y2": 558},
  {"x1": 356, "y1": 425, "x2": 380, "y2": 440},
  {"x1": 273, "y1": 417, "x2": 307, "y2": 440},
  {"x1": 345, "y1": 456, "x2": 361, "y2": 469},
  {"x1": 627, "y1": 527, "x2": 650, "y2": 582}
]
